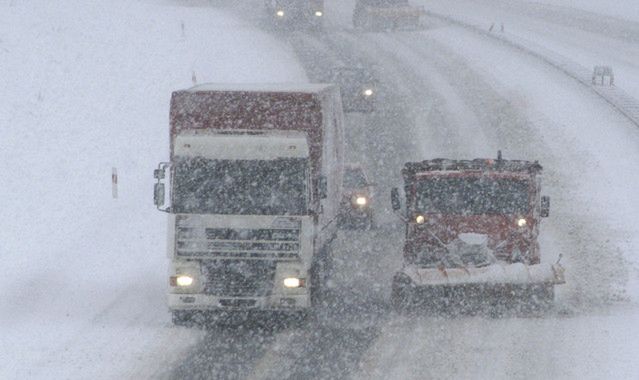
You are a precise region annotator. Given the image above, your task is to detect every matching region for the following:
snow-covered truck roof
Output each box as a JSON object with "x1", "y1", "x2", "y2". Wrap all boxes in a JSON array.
[
  {"x1": 185, "y1": 83, "x2": 334, "y2": 94},
  {"x1": 169, "y1": 82, "x2": 339, "y2": 136},
  {"x1": 402, "y1": 158, "x2": 543, "y2": 178}
]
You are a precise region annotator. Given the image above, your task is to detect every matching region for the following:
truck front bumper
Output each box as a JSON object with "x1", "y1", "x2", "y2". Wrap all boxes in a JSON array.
[{"x1": 168, "y1": 293, "x2": 310, "y2": 311}]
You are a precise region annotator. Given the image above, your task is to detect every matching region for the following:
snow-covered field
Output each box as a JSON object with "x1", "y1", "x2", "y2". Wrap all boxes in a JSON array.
[{"x1": 0, "y1": 1, "x2": 305, "y2": 378}]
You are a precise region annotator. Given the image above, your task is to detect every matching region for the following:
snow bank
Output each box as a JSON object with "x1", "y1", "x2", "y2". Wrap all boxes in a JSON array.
[
  {"x1": 532, "y1": 0, "x2": 639, "y2": 22},
  {"x1": 0, "y1": 0, "x2": 306, "y2": 378}
]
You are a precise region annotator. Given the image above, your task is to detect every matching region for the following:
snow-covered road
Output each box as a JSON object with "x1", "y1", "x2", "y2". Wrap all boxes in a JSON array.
[{"x1": 2, "y1": 0, "x2": 638, "y2": 378}]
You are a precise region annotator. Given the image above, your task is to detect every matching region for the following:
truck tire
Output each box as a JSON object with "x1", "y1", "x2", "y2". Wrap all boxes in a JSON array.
[
  {"x1": 310, "y1": 243, "x2": 335, "y2": 308},
  {"x1": 532, "y1": 284, "x2": 554, "y2": 310},
  {"x1": 391, "y1": 274, "x2": 414, "y2": 313},
  {"x1": 519, "y1": 284, "x2": 554, "y2": 315}
]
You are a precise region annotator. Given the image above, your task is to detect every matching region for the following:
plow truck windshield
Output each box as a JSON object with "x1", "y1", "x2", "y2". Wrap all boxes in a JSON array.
[{"x1": 414, "y1": 176, "x2": 530, "y2": 215}]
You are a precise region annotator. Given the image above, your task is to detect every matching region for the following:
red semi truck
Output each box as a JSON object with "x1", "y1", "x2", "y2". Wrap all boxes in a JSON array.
[
  {"x1": 153, "y1": 83, "x2": 345, "y2": 325},
  {"x1": 390, "y1": 153, "x2": 565, "y2": 312}
]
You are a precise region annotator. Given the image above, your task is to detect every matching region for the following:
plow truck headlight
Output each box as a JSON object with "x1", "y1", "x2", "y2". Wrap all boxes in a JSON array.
[
  {"x1": 283, "y1": 277, "x2": 305, "y2": 288},
  {"x1": 363, "y1": 88, "x2": 374, "y2": 97},
  {"x1": 415, "y1": 215, "x2": 426, "y2": 224},
  {"x1": 276, "y1": 10, "x2": 285, "y2": 17},
  {"x1": 517, "y1": 218, "x2": 527, "y2": 227},
  {"x1": 171, "y1": 275, "x2": 194, "y2": 287},
  {"x1": 315, "y1": 11, "x2": 323, "y2": 17}
]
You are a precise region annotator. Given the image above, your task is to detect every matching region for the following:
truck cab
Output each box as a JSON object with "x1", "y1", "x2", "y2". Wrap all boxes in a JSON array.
[
  {"x1": 154, "y1": 84, "x2": 344, "y2": 325},
  {"x1": 390, "y1": 153, "x2": 564, "y2": 312}
]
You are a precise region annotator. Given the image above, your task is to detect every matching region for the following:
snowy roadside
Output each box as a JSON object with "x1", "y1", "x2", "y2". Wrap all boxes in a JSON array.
[
  {"x1": 417, "y1": 0, "x2": 639, "y2": 113},
  {"x1": 529, "y1": 0, "x2": 639, "y2": 23},
  {"x1": 0, "y1": 1, "x2": 306, "y2": 378}
]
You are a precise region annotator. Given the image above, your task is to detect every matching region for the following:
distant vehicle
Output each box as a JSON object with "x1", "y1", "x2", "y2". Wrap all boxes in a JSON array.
[
  {"x1": 154, "y1": 83, "x2": 345, "y2": 326},
  {"x1": 338, "y1": 164, "x2": 375, "y2": 229},
  {"x1": 331, "y1": 67, "x2": 378, "y2": 113},
  {"x1": 390, "y1": 152, "x2": 565, "y2": 313},
  {"x1": 265, "y1": 0, "x2": 324, "y2": 29},
  {"x1": 353, "y1": 0, "x2": 424, "y2": 31}
]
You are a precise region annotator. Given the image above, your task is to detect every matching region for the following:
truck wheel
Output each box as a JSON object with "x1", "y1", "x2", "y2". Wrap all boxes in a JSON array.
[
  {"x1": 391, "y1": 276, "x2": 413, "y2": 313},
  {"x1": 520, "y1": 284, "x2": 554, "y2": 315},
  {"x1": 310, "y1": 253, "x2": 333, "y2": 307},
  {"x1": 532, "y1": 284, "x2": 554, "y2": 310}
]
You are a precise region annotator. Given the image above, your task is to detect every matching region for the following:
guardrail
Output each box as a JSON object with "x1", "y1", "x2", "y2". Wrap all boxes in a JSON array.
[{"x1": 426, "y1": 11, "x2": 639, "y2": 128}]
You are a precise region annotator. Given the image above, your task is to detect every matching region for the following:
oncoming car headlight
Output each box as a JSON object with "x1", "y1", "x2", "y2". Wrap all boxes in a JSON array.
[
  {"x1": 517, "y1": 218, "x2": 527, "y2": 227},
  {"x1": 354, "y1": 196, "x2": 368, "y2": 206},
  {"x1": 276, "y1": 10, "x2": 285, "y2": 17},
  {"x1": 315, "y1": 11, "x2": 323, "y2": 17},
  {"x1": 363, "y1": 88, "x2": 374, "y2": 97}
]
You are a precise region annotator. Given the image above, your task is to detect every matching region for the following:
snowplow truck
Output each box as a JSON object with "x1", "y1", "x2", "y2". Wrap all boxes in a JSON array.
[
  {"x1": 353, "y1": 0, "x2": 424, "y2": 31},
  {"x1": 265, "y1": 0, "x2": 325, "y2": 29},
  {"x1": 154, "y1": 84, "x2": 344, "y2": 325},
  {"x1": 390, "y1": 153, "x2": 565, "y2": 312}
]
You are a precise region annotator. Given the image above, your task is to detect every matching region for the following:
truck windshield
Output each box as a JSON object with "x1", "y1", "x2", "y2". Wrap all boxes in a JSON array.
[
  {"x1": 414, "y1": 177, "x2": 530, "y2": 215},
  {"x1": 172, "y1": 157, "x2": 308, "y2": 215}
]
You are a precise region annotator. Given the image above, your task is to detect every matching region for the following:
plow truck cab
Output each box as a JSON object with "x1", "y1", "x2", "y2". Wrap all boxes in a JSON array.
[
  {"x1": 390, "y1": 152, "x2": 565, "y2": 313},
  {"x1": 154, "y1": 83, "x2": 344, "y2": 325}
]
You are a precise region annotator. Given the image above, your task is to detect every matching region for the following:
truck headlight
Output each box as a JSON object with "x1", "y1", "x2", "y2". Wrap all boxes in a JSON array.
[
  {"x1": 315, "y1": 11, "x2": 323, "y2": 17},
  {"x1": 517, "y1": 218, "x2": 527, "y2": 227},
  {"x1": 415, "y1": 215, "x2": 425, "y2": 224},
  {"x1": 171, "y1": 275, "x2": 194, "y2": 287},
  {"x1": 363, "y1": 88, "x2": 374, "y2": 97},
  {"x1": 276, "y1": 10, "x2": 285, "y2": 17},
  {"x1": 283, "y1": 277, "x2": 305, "y2": 288}
]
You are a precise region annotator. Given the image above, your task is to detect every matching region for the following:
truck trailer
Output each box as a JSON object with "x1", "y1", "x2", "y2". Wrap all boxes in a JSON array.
[
  {"x1": 353, "y1": 0, "x2": 424, "y2": 31},
  {"x1": 154, "y1": 83, "x2": 345, "y2": 325},
  {"x1": 390, "y1": 152, "x2": 565, "y2": 313}
]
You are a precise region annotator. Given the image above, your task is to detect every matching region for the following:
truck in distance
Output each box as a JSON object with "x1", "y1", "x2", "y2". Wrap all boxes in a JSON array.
[
  {"x1": 154, "y1": 83, "x2": 344, "y2": 325},
  {"x1": 330, "y1": 66, "x2": 378, "y2": 113},
  {"x1": 353, "y1": 0, "x2": 425, "y2": 32},
  {"x1": 390, "y1": 152, "x2": 565, "y2": 313},
  {"x1": 265, "y1": 0, "x2": 325, "y2": 30},
  {"x1": 338, "y1": 163, "x2": 375, "y2": 230}
]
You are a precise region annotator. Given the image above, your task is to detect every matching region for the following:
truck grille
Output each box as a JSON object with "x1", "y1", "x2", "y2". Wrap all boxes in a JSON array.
[
  {"x1": 202, "y1": 260, "x2": 276, "y2": 297},
  {"x1": 176, "y1": 227, "x2": 301, "y2": 260}
]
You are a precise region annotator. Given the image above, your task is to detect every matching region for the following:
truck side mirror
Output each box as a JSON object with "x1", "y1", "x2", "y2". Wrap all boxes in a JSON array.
[
  {"x1": 154, "y1": 183, "x2": 165, "y2": 207},
  {"x1": 541, "y1": 196, "x2": 550, "y2": 217},
  {"x1": 319, "y1": 176, "x2": 328, "y2": 199},
  {"x1": 391, "y1": 187, "x2": 401, "y2": 211}
]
